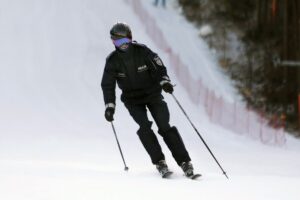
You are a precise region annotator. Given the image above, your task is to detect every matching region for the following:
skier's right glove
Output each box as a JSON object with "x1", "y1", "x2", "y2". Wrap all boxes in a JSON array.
[{"x1": 104, "y1": 104, "x2": 115, "y2": 122}]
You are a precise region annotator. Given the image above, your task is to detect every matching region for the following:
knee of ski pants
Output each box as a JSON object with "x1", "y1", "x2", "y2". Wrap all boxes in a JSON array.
[
  {"x1": 158, "y1": 126, "x2": 178, "y2": 137},
  {"x1": 137, "y1": 121, "x2": 153, "y2": 136},
  {"x1": 156, "y1": 123, "x2": 171, "y2": 134}
]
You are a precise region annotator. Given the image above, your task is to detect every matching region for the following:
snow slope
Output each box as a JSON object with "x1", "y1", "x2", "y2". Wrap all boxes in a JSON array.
[
  {"x1": 0, "y1": 0, "x2": 300, "y2": 200},
  {"x1": 142, "y1": 0, "x2": 240, "y2": 102}
]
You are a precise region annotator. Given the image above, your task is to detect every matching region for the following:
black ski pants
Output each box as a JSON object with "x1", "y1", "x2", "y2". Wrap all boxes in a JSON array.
[{"x1": 125, "y1": 99, "x2": 191, "y2": 165}]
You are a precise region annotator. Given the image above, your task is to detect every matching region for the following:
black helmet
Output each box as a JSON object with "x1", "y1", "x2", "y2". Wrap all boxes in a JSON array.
[{"x1": 110, "y1": 22, "x2": 132, "y2": 40}]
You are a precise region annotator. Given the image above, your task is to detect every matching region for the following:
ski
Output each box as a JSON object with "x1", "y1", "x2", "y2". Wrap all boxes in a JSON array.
[
  {"x1": 186, "y1": 173, "x2": 202, "y2": 180},
  {"x1": 157, "y1": 171, "x2": 202, "y2": 179},
  {"x1": 161, "y1": 171, "x2": 173, "y2": 178}
]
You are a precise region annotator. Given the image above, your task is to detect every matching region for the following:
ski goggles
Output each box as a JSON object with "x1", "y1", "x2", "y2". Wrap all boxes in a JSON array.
[{"x1": 112, "y1": 37, "x2": 131, "y2": 47}]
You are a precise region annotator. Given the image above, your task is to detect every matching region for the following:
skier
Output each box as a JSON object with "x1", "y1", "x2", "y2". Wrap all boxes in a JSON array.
[{"x1": 101, "y1": 22, "x2": 195, "y2": 178}]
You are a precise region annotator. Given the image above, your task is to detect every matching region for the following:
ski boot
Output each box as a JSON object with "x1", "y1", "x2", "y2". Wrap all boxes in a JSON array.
[
  {"x1": 181, "y1": 161, "x2": 201, "y2": 179},
  {"x1": 156, "y1": 160, "x2": 173, "y2": 178}
]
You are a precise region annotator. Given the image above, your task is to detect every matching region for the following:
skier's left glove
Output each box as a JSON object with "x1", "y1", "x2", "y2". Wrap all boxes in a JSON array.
[
  {"x1": 104, "y1": 103, "x2": 115, "y2": 122},
  {"x1": 162, "y1": 82, "x2": 174, "y2": 94}
]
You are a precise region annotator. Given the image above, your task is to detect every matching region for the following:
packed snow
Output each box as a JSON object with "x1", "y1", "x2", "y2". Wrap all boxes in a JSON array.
[{"x1": 0, "y1": 0, "x2": 300, "y2": 200}]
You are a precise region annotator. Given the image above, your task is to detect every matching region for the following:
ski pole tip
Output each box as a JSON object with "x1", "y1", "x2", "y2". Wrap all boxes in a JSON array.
[
  {"x1": 224, "y1": 172, "x2": 229, "y2": 179},
  {"x1": 124, "y1": 166, "x2": 129, "y2": 171}
]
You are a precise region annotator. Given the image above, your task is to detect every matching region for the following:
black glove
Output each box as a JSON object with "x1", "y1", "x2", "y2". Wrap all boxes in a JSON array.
[
  {"x1": 162, "y1": 82, "x2": 174, "y2": 94},
  {"x1": 105, "y1": 107, "x2": 115, "y2": 122}
]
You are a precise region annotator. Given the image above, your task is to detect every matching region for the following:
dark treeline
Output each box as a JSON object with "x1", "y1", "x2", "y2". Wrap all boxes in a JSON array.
[{"x1": 178, "y1": 0, "x2": 300, "y2": 135}]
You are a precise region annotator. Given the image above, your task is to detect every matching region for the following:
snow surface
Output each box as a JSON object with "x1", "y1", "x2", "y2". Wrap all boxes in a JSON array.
[{"x1": 0, "y1": 0, "x2": 300, "y2": 200}]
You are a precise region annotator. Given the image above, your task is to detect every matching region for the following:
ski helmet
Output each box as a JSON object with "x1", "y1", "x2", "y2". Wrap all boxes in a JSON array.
[{"x1": 110, "y1": 22, "x2": 132, "y2": 40}]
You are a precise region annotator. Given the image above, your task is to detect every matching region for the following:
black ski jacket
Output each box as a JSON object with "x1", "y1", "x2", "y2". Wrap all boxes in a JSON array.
[{"x1": 101, "y1": 42, "x2": 170, "y2": 105}]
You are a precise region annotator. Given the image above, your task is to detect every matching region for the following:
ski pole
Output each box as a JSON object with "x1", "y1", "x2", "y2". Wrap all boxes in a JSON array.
[
  {"x1": 171, "y1": 94, "x2": 229, "y2": 179},
  {"x1": 111, "y1": 122, "x2": 129, "y2": 171}
]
